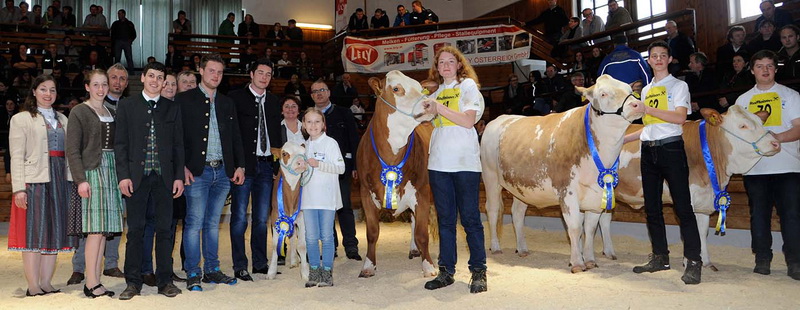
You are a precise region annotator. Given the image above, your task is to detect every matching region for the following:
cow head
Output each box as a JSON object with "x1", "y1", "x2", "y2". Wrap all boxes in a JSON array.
[
  {"x1": 279, "y1": 142, "x2": 307, "y2": 190},
  {"x1": 577, "y1": 74, "x2": 644, "y2": 122},
  {"x1": 368, "y1": 70, "x2": 436, "y2": 122},
  {"x1": 702, "y1": 106, "x2": 780, "y2": 171}
]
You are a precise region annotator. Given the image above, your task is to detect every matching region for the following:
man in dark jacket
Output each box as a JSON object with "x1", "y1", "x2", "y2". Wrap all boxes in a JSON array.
[
  {"x1": 348, "y1": 8, "x2": 369, "y2": 32},
  {"x1": 665, "y1": 20, "x2": 696, "y2": 74},
  {"x1": 524, "y1": 0, "x2": 567, "y2": 45},
  {"x1": 110, "y1": 9, "x2": 136, "y2": 70},
  {"x1": 717, "y1": 26, "x2": 750, "y2": 77},
  {"x1": 409, "y1": 0, "x2": 438, "y2": 25},
  {"x1": 371, "y1": 9, "x2": 390, "y2": 29},
  {"x1": 755, "y1": 0, "x2": 793, "y2": 32}
]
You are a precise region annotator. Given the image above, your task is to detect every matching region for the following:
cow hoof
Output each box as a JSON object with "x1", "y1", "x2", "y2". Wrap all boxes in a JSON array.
[
  {"x1": 491, "y1": 249, "x2": 503, "y2": 255},
  {"x1": 517, "y1": 250, "x2": 530, "y2": 257},
  {"x1": 570, "y1": 265, "x2": 586, "y2": 273},
  {"x1": 706, "y1": 264, "x2": 719, "y2": 272},
  {"x1": 585, "y1": 261, "x2": 598, "y2": 269},
  {"x1": 266, "y1": 273, "x2": 277, "y2": 280},
  {"x1": 408, "y1": 250, "x2": 421, "y2": 259},
  {"x1": 602, "y1": 252, "x2": 618, "y2": 260},
  {"x1": 359, "y1": 269, "x2": 376, "y2": 278}
]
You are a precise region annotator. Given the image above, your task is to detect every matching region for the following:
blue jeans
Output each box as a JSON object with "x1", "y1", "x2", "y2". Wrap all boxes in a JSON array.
[
  {"x1": 428, "y1": 170, "x2": 486, "y2": 274},
  {"x1": 303, "y1": 209, "x2": 336, "y2": 270},
  {"x1": 183, "y1": 164, "x2": 231, "y2": 275},
  {"x1": 743, "y1": 173, "x2": 800, "y2": 265},
  {"x1": 230, "y1": 160, "x2": 273, "y2": 272}
]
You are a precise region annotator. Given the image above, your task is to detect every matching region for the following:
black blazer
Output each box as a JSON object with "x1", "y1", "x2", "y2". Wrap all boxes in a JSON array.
[
  {"x1": 228, "y1": 86, "x2": 283, "y2": 176},
  {"x1": 114, "y1": 94, "x2": 185, "y2": 191},
  {"x1": 175, "y1": 87, "x2": 245, "y2": 178},
  {"x1": 323, "y1": 104, "x2": 360, "y2": 174}
]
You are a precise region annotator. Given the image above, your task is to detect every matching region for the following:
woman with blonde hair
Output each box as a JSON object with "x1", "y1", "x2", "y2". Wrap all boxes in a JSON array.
[{"x1": 422, "y1": 46, "x2": 487, "y2": 293}]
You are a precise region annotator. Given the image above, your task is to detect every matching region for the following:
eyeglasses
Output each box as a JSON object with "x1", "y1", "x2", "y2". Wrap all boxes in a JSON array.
[{"x1": 311, "y1": 88, "x2": 329, "y2": 94}]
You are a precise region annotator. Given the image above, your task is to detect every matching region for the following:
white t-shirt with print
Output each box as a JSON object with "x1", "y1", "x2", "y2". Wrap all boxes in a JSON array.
[
  {"x1": 428, "y1": 78, "x2": 484, "y2": 172},
  {"x1": 640, "y1": 74, "x2": 691, "y2": 141},
  {"x1": 735, "y1": 82, "x2": 800, "y2": 175},
  {"x1": 300, "y1": 133, "x2": 345, "y2": 210}
]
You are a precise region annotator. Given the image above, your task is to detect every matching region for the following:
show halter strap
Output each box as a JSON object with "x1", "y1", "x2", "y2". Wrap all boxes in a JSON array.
[
  {"x1": 699, "y1": 121, "x2": 732, "y2": 236},
  {"x1": 279, "y1": 153, "x2": 313, "y2": 185},
  {"x1": 274, "y1": 176, "x2": 302, "y2": 256},
  {"x1": 370, "y1": 126, "x2": 414, "y2": 210},
  {"x1": 376, "y1": 89, "x2": 427, "y2": 118},
  {"x1": 584, "y1": 105, "x2": 620, "y2": 211}
]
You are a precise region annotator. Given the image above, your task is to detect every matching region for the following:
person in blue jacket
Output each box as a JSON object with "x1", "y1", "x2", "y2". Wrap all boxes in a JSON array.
[{"x1": 598, "y1": 36, "x2": 652, "y2": 87}]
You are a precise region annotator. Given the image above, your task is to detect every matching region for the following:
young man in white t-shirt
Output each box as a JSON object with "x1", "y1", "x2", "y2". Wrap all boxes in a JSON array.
[
  {"x1": 625, "y1": 41, "x2": 702, "y2": 284},
  {"x1": 735, "y1": 49, "x2": 800, "y2": 281}
]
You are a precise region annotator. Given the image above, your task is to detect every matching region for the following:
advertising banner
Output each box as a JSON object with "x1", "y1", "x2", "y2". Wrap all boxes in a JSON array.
[{"x1": 342, "y1": 24, "x2": 531, "y2": 73}]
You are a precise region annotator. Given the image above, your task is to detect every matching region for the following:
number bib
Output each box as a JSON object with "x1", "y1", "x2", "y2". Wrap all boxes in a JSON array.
[
  {"x1": 748, "y1": 92, "x2": 782, "y2": 127},
  {"x1": 643, "y1": 86, "x2": 668, "y2": 125},
  {"x1": 434, "y1": 88, "x2": 461, "y2": 127}
]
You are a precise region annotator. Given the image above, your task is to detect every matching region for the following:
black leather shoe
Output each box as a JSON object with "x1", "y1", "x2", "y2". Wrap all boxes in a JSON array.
[
  {"x1": 252, "y1": 266, "x2": 269, "y2": 275},
  {"x1": 346, "y1": 251, "x2": 363, "y2": 261},
  {"x1": 235, "y1": 270, "x2": 253, "y2": 281},
  {"x1": 788, "y1": 263, "x2": 800, "y2": 281},
  {"x1": 84, "y1": 283, "x2": 114, "y2": 298},
  {"x1": 469, "y1": 269, "x2": 488, "y2": 293},
  {"x1": 142, "y1": 273, "x2": 157, "y2": 287},
  {"x1": 118, "y1": 284, "x2": 141, "y2": 301},
  {"x1": 424, "y1": 267, "x2": 455, "y2": 290},
  {"x1": 158, "y1": 283, "x2": 182, "y2": 297},
  {"x1": 103, "y1": 267, "x2": 125, "y2": 278},
  {"x1": 754, "y1": 259, "x2": 771, "y2": 275},
  {"x1": 67, "y1": 272, "x2": 84, "y2": 285},
  {"x1": 633, "y1": 254, "x2": 670, "y2": 273},
  {"x1": 171, "y1": 272, "x2": 186, "y2": 282},
  {"x1": 681, "y1": 260, "x2": 702, "y2": 285}
]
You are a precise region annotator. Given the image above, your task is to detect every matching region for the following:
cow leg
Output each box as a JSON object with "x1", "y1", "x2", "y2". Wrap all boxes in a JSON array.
[
  {"x1": 413, "y1": 201, "x2": 437, "y2": 277},
  {"x1": 296, "y1": 213, "x2": 309, "y2": 281},
  {"x1": 563, "y1": 204, "x2": 586, "y2": 273},
  {"x1": 408, "y1": 215, "x2": 421, "y2": 259},
  {"x1": 289, "y1": 227, "x2": 300, "y2": 269},
  {"x1": 266, "y1": 227, "x2": 280, "y2": 280},
  {"x1": 583, "y1": 212, "x2": 602, "y2": 269},
  {"x1": 599, "y1": 211, "x2": 617, "y2": 260},
  {"x1": 695, "y1": 213, "x2": 717, "y2": 271},
  {"x1": 359, "y1": 189, "x2": 380, "y2": 278},
  {"x1": 483, "y1": 172, "x2": 505, "y2": 254},
  {"x1": 511, "y1": 198, "x2": 529, "y2": 257}
]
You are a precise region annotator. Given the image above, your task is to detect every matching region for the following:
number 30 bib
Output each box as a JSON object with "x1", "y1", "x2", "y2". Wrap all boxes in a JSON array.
[
  {"x1": 643, "y1": 86, "x2": 668, "y2": 125},
  {"x1": 434, "y1": 88, "x2": 461, "y2": 127},
  {"x1": 748, "y1": 92, "x2": 782, "y2": 127}
]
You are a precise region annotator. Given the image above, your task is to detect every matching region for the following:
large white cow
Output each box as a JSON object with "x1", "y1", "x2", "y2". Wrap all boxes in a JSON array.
[{"x1": 482, "y1": 75, "x2": 644, "y2": 273}]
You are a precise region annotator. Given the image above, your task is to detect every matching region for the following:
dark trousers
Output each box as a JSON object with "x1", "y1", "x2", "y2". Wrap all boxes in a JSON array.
[
  {"x1": 229, "y1": 160, "x2": 273, "y2": 271},
  {"x1": 641, "y1": 139, "x2": 702, "y2": 261},
  {"x1": 334, "y1": 172, "x2": 359, "y2": 253},
  {"x1": 142, "y1": 199, "x2": 156, "y2": 274},
  {"x1": 743, "y1": 173, "x2": 800, "y2": 265},
  {"x1": 429, "y1": 170, "x2": 486, "y2": 274},
  {"x1": 124, "y1": 172, "x2": 174, "y2": 287}
]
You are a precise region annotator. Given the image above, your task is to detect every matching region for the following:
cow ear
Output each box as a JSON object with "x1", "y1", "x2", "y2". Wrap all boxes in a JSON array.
[
  {"x1": 420, "y1": 79, "x2": 439, "y2": 95},
  {"x1": 700, "y1": 108, "x2": 723, "y2": 126},
  {"x1": 577, "y1": 85, "x2": 594, "y2": 102},
  {"x1": 368, "y1": 77, "x2": 384, "y2": 95},
  {"x1": 754, "y1": 110, "x2": 770, "y2": 124}
]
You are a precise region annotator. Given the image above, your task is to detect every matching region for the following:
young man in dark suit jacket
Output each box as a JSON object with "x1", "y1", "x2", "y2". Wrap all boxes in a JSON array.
[
  {"x1": 116, "y1": 61, "x2": 185, "y2": 300},
  {"x1": 310, "y1": 80, "x2": 362, "y2": 260},
  {"x1": 227, "y1": 58, "x2": 283, "y2": 281},
  {"x1": 175, "y1": 54, "x2": 245, "y2": 291}
]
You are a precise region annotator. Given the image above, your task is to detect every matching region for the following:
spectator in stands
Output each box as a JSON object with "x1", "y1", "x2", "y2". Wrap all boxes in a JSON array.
[
  {"x1": 173, "y1": 10, "x2": 191, "y2": 34},
  {"x1": 190, "y1": 53, "x2": 202, "y2": 71},
  {"x1": 540, "y1": 64, "x2": 567, "y2": 95},
  {"x1": 87, "y1": 51, "x2": 106, "y2": 70},
  {"x1": 0, "y1": 0, "x2": 20, "y2": 24},
  {"x1": 555, "y1": 72, "x2": 586, "y2": 113},
  {"x1": 348, "y1": 8, "x2": 368, "y2": 32},
  {"x1": 409, "y1": 1, "x2": 438, "y2": 25},
  {"x1": 277, "y1": 51, "x2": 294, "y2": 78},
  {"x1": 60, "y1": 5, "x2": 75, "y2": 28},
  {"x1": 351, "y1": 97, "x2": 366, "y2": 127},
  {"x1": 371, "y1": 9, "x2": 389, "y2": 29},
  {"x1": 717, "y1": 26, "x2": 750, "y2": 77},
  {"x1": 665, "y1": 20, "x2": 696, "y2": 74},
  {"x1": 718, "y1": 52, "x2": 754, "y2": 111},
  {"x1": 110, "y1": 9, "x2": 136, "y2": 71},
  {"x1": 42, "y1": 43, "x2": 65, "y2": 74},
  {"x1": 331, "y1": 73, "x2": 358, "y2": 107},
  {"x1": 581, "y1": 8, "x2": 606, "y2": 43},
  {"x1": 12, "y1": 71, "x2": 32, "y2": 99},
  {"x1": 394, "y1": 5, "x2": 410, "y2": 27},
  {"x1": 585, "y1": 46, "x2": 605, "y2": 84},
  {"x1": 52, "y1": 0, "x2": 61, "y2": 13},
  {"x1": 19, "y1": 2, "x2": 35, "y2": 24},
  {"x1": 81, "y1": 36, "x2": 109, "y2": 69},
  {"x1": 502, "y1": 74, "x2": 528, "y2": 115},
  {"x1": 520, "y1": 71, "x2": 543, "y2": 116},
  {"x1": 684, "y1": 52, "x2": 719, "y2": 118},
  {"x1": 523, "y1": 0, "x2": 567, "y2": 45},
  {"x1": 777, "y1": 25, "x2": 800, "y2": 82},
  {"x1": 749, "y1": 19, "x2": 782, "y2": 53},
  {"x1": 266, "y1": 22, "x2": 285, "y2": 47},
  {"x1": 218, "y1": 12, "x2": 236, "y2": 43},
  {"x1": 177, "y1": 70, "x2": 197, "y2": 93},
  {"x1": 598, "y1": 36, "x2": 651, "y2": 86},
  {"x1": 263, "y1": 48, "x2": 275, "y2": 64},
  {"x1": 51, "y1": 67, "x2": 70, "y2": 102},
  {"x1": 755, "y1": 0, "x2": 793, "y2": 33},
  {"x1": 58, "y1": 36, "x2": 80, "y2": 72},
  {"x1": 296, "y1": 51, "x2": 313, "y2": 80},
  {"x1": 146, "y1": 56, "x2": 156, "y2": 64},
  {"x1": 559, "y1": 17, "x2": 586, "y2": 52},
  {"x1": 571, "y1": 51, "x2": 587, "y2": 74},
  {"x1": 83, "y1": 4, "x2": 107, "y2": 29},
  {"x1": 10, "y1": 43, "x2": 37, "y2": 77},
  {"x1": 239, "y1": 45, "x2": 257, "y2": 72},
  {"x1": 237, "y1": 13, "x2": 259, "y2": 38},
  {"x1": 605, "y1": 0, "x2": 632, "y2": 40},
  {"x1": 284, "y1": 73, "x2": 309, "y2": 107},
  {"x1": 285, "y1": 19, "x2": 304, "y2": 47},
  {"x1": 31, "y1": 4, "x2": 42, "y2": 26},
  {"x1": 42, "y1": 5, "x2": 61, "y2": 29},
  {"x1": 71, "y1": 66, "x2": 90, "y2": 100}
]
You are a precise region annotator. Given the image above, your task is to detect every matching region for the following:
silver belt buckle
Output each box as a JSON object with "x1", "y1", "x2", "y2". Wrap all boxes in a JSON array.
[{"x1": 207, "y1": 160, "x2": 221, "y2": 168}]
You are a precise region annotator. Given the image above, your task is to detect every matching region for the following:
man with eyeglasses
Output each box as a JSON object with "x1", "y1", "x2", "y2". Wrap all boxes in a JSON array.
[
  {"x1": 581, "y1": 8, "x2": 606, "y2": 43},
  {"x1": 555, "y1": 72, "x2": 586, "y2": 113},
  {"x1": 310, "y1": 80, "x2": 362, "y2": 261}
]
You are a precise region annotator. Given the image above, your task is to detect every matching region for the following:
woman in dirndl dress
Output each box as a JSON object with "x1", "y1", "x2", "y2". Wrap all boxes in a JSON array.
[
  {"x1": 8, "y1": 75, "x2": 74, "y2": 296},
  {"x1": 65, "y1": 69, "x2": 123, "y2": 298}
]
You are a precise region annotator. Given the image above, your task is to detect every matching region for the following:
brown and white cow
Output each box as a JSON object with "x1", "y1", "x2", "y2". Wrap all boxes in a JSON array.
[
  {"x1": 356, "y1": 70, "x2": 437, "y2": 278},
  {"x1": 482, "y1": 75, "x2": 644, "y2": 273},
  {"x1": 266, "y1": 142, "x2": 309, "y2": 280}
]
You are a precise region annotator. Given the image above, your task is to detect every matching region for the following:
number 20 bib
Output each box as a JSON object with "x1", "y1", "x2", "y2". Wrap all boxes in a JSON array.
[{"x1": 748, "y1": 92, "x2": 782, "y2": 127}]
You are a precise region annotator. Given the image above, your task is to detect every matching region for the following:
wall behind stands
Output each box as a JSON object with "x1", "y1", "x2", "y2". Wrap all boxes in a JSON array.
[{"x1": 462, "y1": 0, "x2": 520, "y2": 20}]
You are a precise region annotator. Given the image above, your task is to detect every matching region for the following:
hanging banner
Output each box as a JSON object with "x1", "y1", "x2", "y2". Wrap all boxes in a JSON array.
[
  {"x1": 334, "y1": 0, "x2": 352, "y2": 33},
  {"x1": 342, "y1": 24, "x2": 532, "y2": 73}
]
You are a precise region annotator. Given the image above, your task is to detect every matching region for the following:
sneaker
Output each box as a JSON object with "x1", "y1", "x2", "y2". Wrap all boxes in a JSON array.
[
  {"x1": 67, "y1": 272, "x2": 84, "y2": 285},
  {"x1": 633, "y1": 254, "x2": 670, "y2": 273},
  {"x1": 754, "y1": 259, "x2": 771, "y2": 275},
  {"x1": 305, "y1": 268, "x2": 321, "y2": 288},
  {"x1": 469, "y1": 269, "x2": 487, "y2": 293},
  {"x1": 142, "y1": 273, "x2": 157, "y2": 287},
  {"x1": 157, "y1": 283, "x2": 182, "y2": 297},
  {"x1": 424, "y1": 267, "x2": 455, "y2": 290},
  {"x1": 186, "y1": 273, "x2": 203, "y2": 292},
  {"x1": 202, "y1": 268, "x2": 237, "y2": 285},
  {"x1": 317, "y1": 269, "x2": 333, "y2": 287},
  {"x1": 681, "y1": 259, "x2": 702, "y2": 285},
  {"x1": 234, "y1": 270, "x2": 253, "y2": 282},
  {"x1": 103, "y1": 267, "x2": 125, "y2": 278}
]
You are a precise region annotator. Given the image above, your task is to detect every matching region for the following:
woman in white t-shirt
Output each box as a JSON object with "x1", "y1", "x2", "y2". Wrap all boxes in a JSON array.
[
  {"x1": 421, "y1": 46, "x2": 486, "y2": 293},
  {"x1": 280, "y1": 96, "x2": 304, "y2": 145}
]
